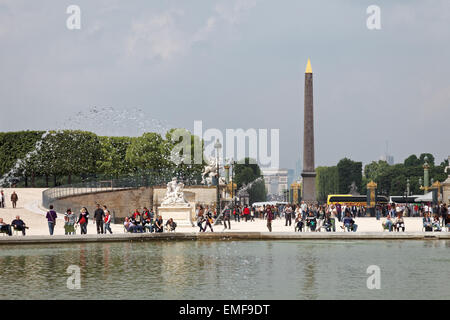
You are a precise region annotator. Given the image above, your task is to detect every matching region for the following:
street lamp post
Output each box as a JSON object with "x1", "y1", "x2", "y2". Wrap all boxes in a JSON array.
[
  {"x1": 232, "y1": 160, "x2": 237, "y2": 207},
  {"x1": 214, "y1": 139, "x2": 222, "y2": 222}
]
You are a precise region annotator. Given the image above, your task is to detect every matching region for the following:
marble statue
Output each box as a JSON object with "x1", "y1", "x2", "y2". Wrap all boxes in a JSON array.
[
  {"x1": 201, "y1": 157, "x2": 226, "y2": 186},
  {"x1": 445, "y1": 156, "x2": 450, "y2": 176},
  {"x1": 161, "y1": 177, "x2": 189, "y2": 206}
]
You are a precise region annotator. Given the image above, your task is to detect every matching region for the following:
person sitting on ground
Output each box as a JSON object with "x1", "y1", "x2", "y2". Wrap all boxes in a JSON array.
[
  {"x1": 394, "y1": 212, "x2": 405, "y2": 232},
  {"x1": 306, "y1": 211, "x2": 317, "y2": 231},
  {"x1": 132, "y1": 209, "x2": 141, "y2": 224},
  {"x1": 124, "y1": 217, "x2": 144, "y2": 233},
  {"x1": 382, "y1": 214, "x2": 394, "y2": 232},
  {"x1": 294, "y1": 214, "x2": 304, "y2": 232},
  {"x1": 11, "y1": 215, "x2": 28, "y2": 235},
  {"x1": 432, "y1": 215, "x2": 442, "y2": 232},
  {"x1": 321, "y1": 212, "x2": 333, "y2": 232},
  {"x1": 154, "y1": 215, "x2": 164, "y2": 233},
  {"x1": 0, "y1": 218, "x2": 12, "y2": 236},
  {"x1": 423, "y1": 213, "x2": 433, "y2": 232},
  {"x1": 142, "y1": 207, "x2": 150, "y2": 228},
  {"x1": 143, "y1": 215, "x2": 153, "y2": 233},
  {"x1": 165, "y1": 218, "x2": 177, "y2": 232},
  {"x1": 341, "y1": 212, "x2": 358, "y2": 232}
]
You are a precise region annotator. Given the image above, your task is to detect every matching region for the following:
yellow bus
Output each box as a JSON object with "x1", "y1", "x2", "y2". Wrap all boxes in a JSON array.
[{"x1": 327, "y1": 194, "x2": 388, "y2": 206}]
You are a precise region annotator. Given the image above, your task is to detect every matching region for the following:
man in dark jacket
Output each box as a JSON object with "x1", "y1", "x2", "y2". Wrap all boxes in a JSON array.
[
  {"x1": 46, "y1": 205, "x2": 57, "y2": 235},
  {"x1": 94, "y1": 204, "x2": 105, "y2": 234},
  {"x1": 10, "y1": 191, "x2": 18, "y2": 208},
  {"x1": 11, "y1": 215, "x2": 27, "y2": 235}
]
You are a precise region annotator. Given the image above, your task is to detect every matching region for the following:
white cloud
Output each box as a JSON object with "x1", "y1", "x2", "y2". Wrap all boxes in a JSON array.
[
  {"x1": 126, "y1": 0, "x2": 259, "y2": 61},
  {"x1": 127, "y1": 9, "x2": 188, "y2": 60}
]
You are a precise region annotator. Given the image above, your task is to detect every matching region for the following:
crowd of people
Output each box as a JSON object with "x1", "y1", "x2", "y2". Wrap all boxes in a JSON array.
[
  {"x1": 251, "y1": 202, "x2": 359, "y2": 233},
  {"x1": 2, "y1": 198, "x2": 449, "y2": 236},
  {"x1": 123, "y1": 207, "x2": 177, "y2": 233}
]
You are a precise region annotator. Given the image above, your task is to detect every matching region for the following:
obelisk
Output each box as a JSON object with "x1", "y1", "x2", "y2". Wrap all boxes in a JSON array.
[{"x1": 301, "y1": 58, "x2": 316, "y2": 203}]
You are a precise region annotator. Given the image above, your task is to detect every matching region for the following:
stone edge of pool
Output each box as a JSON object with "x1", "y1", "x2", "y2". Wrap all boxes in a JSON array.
[{"x1": 0, "y1": 232, "x2": 449, "y2": 244}]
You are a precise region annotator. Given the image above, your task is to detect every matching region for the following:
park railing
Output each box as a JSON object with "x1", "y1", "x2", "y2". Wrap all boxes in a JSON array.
[{"x1": 42, "y1": 172, "x2": 202, "y2": 209}]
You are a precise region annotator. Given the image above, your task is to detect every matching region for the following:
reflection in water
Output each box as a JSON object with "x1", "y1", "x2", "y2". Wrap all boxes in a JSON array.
[{"x1": 0, "y1": 240, "x2": 449, "y2": 300}]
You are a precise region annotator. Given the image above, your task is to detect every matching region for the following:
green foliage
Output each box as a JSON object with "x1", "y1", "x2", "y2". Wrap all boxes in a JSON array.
[
  {"x1": 404, "y1": 154, "x2": 421, "y2": 167},
  {"x1": 364, "y1": 160, "x2": 389, "y2": 181},
  {"x1": 0, "y1": 131, "x2": 45, "y2": 176},
  {"x1": 165, "y1": 128, "x2": 204, "y2": 182},
  {"x1": 234, "y1": 157, "x2": 266, "y2": 203},
  {"x1": 97, "y1": 136, "x2": 134, "y2": 177},
  {"x1": 419, "y1": 153, "x2": 435, "y2": 166},
  {"x1": 234, "y1": 158, "x2": 262, "y2": 188},
  {"x1": 336, "y1": 158, "x2": 362, "y2": 194},
  {"x1": 316, "y1": 166, "x2": 338, "y2": 202},
  {"x1": 126, "y1": 132, "x2": 173, "y2": 172}
]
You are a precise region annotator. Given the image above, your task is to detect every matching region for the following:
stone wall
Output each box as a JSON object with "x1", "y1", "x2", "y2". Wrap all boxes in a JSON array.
[
  {"x1": 50, "y1": 187, "x2": 153, "y2": 223},
  {"x1": 49, "y1": 185, "x2": 219, "y2": 223}
]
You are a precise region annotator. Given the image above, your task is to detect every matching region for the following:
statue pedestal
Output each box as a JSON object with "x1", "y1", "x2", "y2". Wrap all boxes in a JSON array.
[{"x1": 158, "y1": 205, "x2": 192, "y2": 226}]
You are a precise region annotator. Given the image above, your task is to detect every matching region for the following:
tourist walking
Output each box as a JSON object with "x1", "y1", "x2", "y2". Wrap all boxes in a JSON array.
[
  {"x1": 204, "y1": 206, "x2": 214, "y2": 232},
  {"x1": 285, "y1": 205, "x2": 292, "y2": 226},
  {"x1": 104, "y1": 206, "x2": 113, "y2": 234},
  {"x1": 243, "y1": 205, "x2": 250, "y2": 222},
  {"x1": 94, "y1": 204, "x2": 105, "y2": 234},
  {"x1": 196, "y1": 205, "x2": 206, "y2": 232},
  {"x1": 222, "y1": 206, "x2": 231, "y2": 230},
  {"x1": 266, "y1": 206, "x2": 274, "y2": 232},
  {"x1": 77, "y1": 207, "x2": 89, "y2": 234},
  {"x1": 10, "y1": 191, "x2": 18, "y2": 208},
  {"x1": 46, "y1": 205, "x2": 57, "y2": 235},
  {"x1": 64, "y1": 209, "x2": 76, "y2": 235},
  {"x1": 0, "y1": 190, "x2": 5, "y2": 208},
  {"x1": 234, "y1": 206, "x2": 241, "y2": 222},
  {"x1": 441, "y1": 204, "x2": 448, "y2": 227}
]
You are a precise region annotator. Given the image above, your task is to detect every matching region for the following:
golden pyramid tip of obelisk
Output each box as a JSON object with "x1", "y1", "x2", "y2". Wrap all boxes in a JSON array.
[{"x1": 305, "y1": 58, "x2": 312, "y2": 73}]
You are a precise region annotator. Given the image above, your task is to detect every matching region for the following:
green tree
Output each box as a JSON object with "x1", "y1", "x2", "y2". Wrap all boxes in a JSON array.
[
  {"x1": 419, "y1": 153, "x2": 435, "y2": 166},
  {"x1": 364, "y1": 160, "x2": 390, "y2": 181},
  {"x1": 316, "y1": 166, "x2": 338, "y2": 202},
  {"x1": 126, "y1": 132, "x2": 173, "y2": 173},
  {"x1": 234, "y1": 158, "x2": 266, "y2": 203},
  {"x1": 165, "y1": 128, "x2": 204, "y2": 183},
  {"x1": 97, "y1": 136, "x2": 134, "y2": 178},
  {"x1": 404, "y1": 154, "x2": 421, "y2": 167},
  {"x1": 337, "y1": 158, "x2": 362, "y2": 194}
]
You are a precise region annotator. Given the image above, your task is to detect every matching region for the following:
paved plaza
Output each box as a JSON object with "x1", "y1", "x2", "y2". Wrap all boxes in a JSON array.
[{"x1": 0, "y1": 188, "x2": 444, "y2": 237}]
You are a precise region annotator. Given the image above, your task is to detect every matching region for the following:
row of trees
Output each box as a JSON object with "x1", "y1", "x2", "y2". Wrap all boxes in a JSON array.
[
  {"x1": 315, "y1": 153, "x2": 448, "y2": 202},
  {"x1": 0, "y1": 129, "x2": 204, "y2": 187},
  {"x1": 0, "y1": 130, "x2": 268, "y2": 203}
]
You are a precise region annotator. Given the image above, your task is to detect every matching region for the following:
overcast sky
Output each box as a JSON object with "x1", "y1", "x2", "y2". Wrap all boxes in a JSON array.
[{"x1": 0, "y1": 0, "x2": 449, "y2": 171}]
